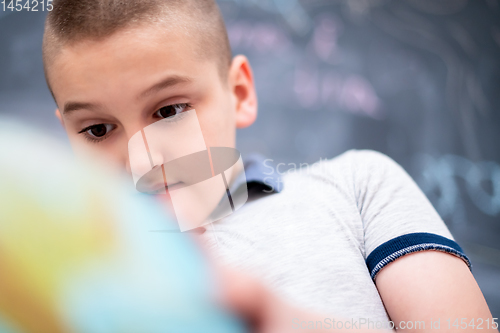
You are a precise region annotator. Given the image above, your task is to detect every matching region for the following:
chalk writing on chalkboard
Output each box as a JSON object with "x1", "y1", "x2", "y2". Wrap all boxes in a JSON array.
[{"x1": 415, "y1": 154, "x2": 500, "y2": 223}]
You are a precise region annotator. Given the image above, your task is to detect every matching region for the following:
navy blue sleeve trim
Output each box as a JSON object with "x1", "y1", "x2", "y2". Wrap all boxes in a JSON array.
[{"x1": 366, "y1": 232, "x2": 472, "y2": 280}]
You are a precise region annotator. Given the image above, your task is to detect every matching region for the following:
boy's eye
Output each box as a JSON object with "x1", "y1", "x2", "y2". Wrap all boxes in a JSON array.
[
  {"x1": 79, "y1": 124, "x2": 114, "y2": 138},
  {"x1": 155, "y1": 103, "x2": 190, "y2": 119}
]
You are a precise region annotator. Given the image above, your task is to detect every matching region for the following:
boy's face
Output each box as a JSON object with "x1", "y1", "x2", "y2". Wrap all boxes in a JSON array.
[{"x1": 48, "y1": 24, "x2": 257, "y2": 177}]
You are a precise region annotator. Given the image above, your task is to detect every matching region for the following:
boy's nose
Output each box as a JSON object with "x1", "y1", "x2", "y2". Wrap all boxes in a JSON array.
[{"x1": 126, "y1": 110, "x2": 208, "y2": 188}]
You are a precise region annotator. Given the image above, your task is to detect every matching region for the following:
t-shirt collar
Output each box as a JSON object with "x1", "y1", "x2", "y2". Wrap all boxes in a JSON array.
[{"x1": 230, "y1": 153, "x2": 282, "y2": 196}]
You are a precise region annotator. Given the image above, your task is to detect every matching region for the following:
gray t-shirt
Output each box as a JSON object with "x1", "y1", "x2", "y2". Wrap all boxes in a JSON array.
[{"x1": 201, "y1": 149, "x2": 471, "y2": 326}]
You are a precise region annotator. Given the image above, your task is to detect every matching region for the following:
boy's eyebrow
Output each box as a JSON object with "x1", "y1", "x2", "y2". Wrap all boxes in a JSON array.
[
  {"x1": 139, "y1": 75, "x2": 193, "y2": 99},
  {"x1": 63, "y1": 101, "x2": 102, "y2": 115},
  {"x1": 62, "y1": 75, "x2": 192, "y2": 114}
]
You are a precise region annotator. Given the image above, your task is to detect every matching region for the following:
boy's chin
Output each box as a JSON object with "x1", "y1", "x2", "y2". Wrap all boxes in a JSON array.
[
  {"x1": 154, "y1": 192, "x2": 172, "y2": 202},
  {"x1": 153, "y1": 193, "x2": 175, "y2": 214},
  {"x1": 151, "y1": 193, "x2": 207, "y2": 234}
]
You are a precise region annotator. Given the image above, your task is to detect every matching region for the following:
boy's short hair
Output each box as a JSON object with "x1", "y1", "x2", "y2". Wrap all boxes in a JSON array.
[{"x1": 43, "y1": 0, "x2": 232, "y2": 89}]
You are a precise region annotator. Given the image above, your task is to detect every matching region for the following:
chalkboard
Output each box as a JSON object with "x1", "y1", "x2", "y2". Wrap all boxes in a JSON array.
[{"x1": 0, "y1": 0, "x2": 498, "y2": 317}]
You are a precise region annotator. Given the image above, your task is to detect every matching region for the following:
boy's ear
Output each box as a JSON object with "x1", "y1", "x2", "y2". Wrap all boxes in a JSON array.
[
  {"x1": 228, "y1": 55, "x2": 258, "y2": 129},
  {"x1": 55, "y1": 109, "x2": 65, "y2": 127}
]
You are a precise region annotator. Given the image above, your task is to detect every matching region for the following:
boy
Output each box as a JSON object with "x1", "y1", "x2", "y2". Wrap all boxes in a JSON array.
[{"x1": 42, "y1": 0, "x2": 497, "y2": 331}]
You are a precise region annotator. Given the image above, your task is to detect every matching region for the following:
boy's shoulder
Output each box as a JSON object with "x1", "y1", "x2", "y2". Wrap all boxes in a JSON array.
[
  {"x1": 293, "y1": 149, "x2": 405, "y2": 182},
  {"x1": 324, "y1": 149, "x2": 401, "y2": 169}
]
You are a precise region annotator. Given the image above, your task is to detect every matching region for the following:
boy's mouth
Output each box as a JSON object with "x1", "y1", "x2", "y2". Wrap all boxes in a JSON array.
[{"x1": 150, "y1": 181, "x2": 183, "y2": 195}]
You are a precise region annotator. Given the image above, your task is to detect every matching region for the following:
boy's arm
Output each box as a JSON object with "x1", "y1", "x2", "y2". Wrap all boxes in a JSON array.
[
  {"x1": 348, "y1": 150, "x2": 497, "y2": 332},
  {"x1": 376, "y1": 250, "x2": 498, "y2": 332}
]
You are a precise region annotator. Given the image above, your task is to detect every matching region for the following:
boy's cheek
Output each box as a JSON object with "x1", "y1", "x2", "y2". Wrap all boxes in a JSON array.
[
  {"x1": 200, "y1": 120, "x2": 236, "y2": 150},
  {"x1": 198, "y1": 103, "x2": 237, "y2": 149}
]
